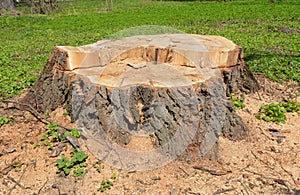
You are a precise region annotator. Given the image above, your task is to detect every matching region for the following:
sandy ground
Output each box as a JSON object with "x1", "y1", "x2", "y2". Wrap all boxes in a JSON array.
[{"x1": 0, "y1": 76, "x2": 299, "y2": 195}]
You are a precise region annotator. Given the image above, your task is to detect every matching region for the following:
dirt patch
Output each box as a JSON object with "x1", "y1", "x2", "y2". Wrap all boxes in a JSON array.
[
  {"x1": 277, "y1": 26, "x2": 300, "y2": 34},
  {"x1": 267, "y1": 25, "x2": 300, "y2": 34},
  {"x1": 0, "y1": 76, "x2": 299, "y2": 194}
]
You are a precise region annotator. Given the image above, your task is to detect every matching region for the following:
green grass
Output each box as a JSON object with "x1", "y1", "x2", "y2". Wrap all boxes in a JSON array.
[
  {"x1": 1, "y1": 0, "x2": 299, "y2": 99},
  {"x1": 256, "y1": 101, "x2": 300, "y2": 124},
  {"x1": 0, "y1": 117, "x2": 14, "y2": 127}
]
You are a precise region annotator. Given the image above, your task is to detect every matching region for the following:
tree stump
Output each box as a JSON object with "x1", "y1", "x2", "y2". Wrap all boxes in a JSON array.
[{"x1": 25, "y1": 34, "x2": 258, "y2": 171}]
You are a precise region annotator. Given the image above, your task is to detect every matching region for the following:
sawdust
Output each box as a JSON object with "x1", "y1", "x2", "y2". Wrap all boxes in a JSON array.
[{"x1": 0, "y1": 76, "x2": 299, "y2": 194}]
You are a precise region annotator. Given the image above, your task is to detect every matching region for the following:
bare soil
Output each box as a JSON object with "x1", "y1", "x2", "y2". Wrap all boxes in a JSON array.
[{"x1": 0, "y1": 76, "x2": 299, "y2": 195}]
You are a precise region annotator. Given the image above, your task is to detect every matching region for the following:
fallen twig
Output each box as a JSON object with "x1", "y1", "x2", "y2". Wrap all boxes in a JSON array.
[
  {"x1": 256, "y1": 88, "x2": 262, "y2": 100},
  {"x1": 258, "y1": 127, "x2": 274, "y2": 141},
  {"x1": 179, "y1": 166, "x2": 190, "y2": 177},
  {"x1": 136, "y1": 179, "x2": 155, "y2": 186},
  {"x1": 1, "y1": 165, "x2": 13, "y2": 175},
  {"x1": 193, "y1": 166, "x2": 232, "y2": 176},
  {"x1": 245, "y1": 169, "x2": 292, "y2": 191},
  {"x1": 273, "y1": 178, "x2": 291, "y2": 191},
  {"x1": 37, "y1": 178, "x2": 49, "y2": 194},
  {"x1": 1, "y1": 99, "x2": 82, "y2": 151},
  {"x1": 1, "y1": 155, "x2": 20, "y2": 175},
  {"x1": 245, "y1": 169, "x2": 273, "y2": 179},
  {"x1": 50, "y1": 142, "x2": 67, "y2": 157},
  {"x1": 265, "y1": 152, "x2": 297, "y2": 187},
  {"x1": 65, "y1": 134, "x2": 81, "y2": 151},
  {"x1": 1, "y1": 100, "x2": 73, "y2": 131},
  {"x1": 250, "y1": 150, "x2": 274, "y2": 169},
  {"x1": 239, "y1": 180, "x2": 250, "y2": 195},
  {"x1": 213, "y1": 187, "x2": 236, "y2": 195},
  {"x1": 187, "y1": 191, "x2": 200, "y2": 195},
  {"x1": 7, "y1": 164, "x2": 28, "y2": 195},
  {"x1": 279, "y1": 161, "x2": 297, "y2": 186},
  {"x1": 7, "y1": 176, "x2": 26, "y2": 190}
]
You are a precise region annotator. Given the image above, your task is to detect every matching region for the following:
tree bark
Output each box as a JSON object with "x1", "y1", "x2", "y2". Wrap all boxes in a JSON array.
[
  {"x1": 0, "y1": 0, "x2": 15, "y2": 10},
  {"x1": 24, "y1": 34, "x2": 258, "y2": 170}
]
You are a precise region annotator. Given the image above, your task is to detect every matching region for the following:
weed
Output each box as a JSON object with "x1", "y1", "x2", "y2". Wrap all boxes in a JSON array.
[
  {"x1": 56, "y1": 155, "x2": 71, "y2": 175},
  {"x1": 0, "y1": 117, "x2": 14, "y2": 127},
  {"x1": 39, "y1": 123, "x2": 60, "y2": 150},
  {"x1": 33, "y1": 142, "x2": 40, "y2": 148},
  {"x1": 40, "y1": 134, "x2": 48, "y2": 141},
  {"x1": 63, "y1": 105, "x2": 71, "y2": 116},
  {"x1": 94, "y1": 162, "x2": 105, "y2": 173},
  {"x1": 279, "y1": 101, "x2": 300, "y2": 113},
  {"x1": 39, "y1": 123, "x2": 88, "y2": 176},
  {"x1": 73, "y1": 166, "x2": 86, "y2": 177},
  {"x1": 256, "y1": 101, "x2": 300, "y2": 124},
  {"x1": 40, "y1": 123, "x2": 59, "y2": 142},
  {"x1": 230, "y1": 94, "x2": 245, "y2": 110},
  {"x1": 44, "y1": 110, "x2": 50, "y2": 119},
  {"x1": 44, "y1": 140, "x2": 54, "y2": 150},
  {"x1": 56, "y1": 149, "x2": 88, "y2": 177},
  {"x1": 62, "y1": 128, "x2": 81, "y2": 140},
  {"x1": 71, "y1": 149, "x2": 88, "y2": 162},
  {"x1": 97, "y1": 180, "x2": 114, "y2": 193},
  {"x1": 96, "y1": 172, "x2": 117, "y2": 192},
  {"x1": 111, "y1": 173, "x2": 117, "y2": 180},
  {"x1": 12, "y1": 162, "x2": 23, "y2": 168}
]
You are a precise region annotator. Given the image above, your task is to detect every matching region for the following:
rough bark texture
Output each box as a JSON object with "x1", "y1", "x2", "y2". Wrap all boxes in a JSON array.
[
  {"x1": 0, "y1": 0, "x2": 15, "y2": 10},
  {"x1": 24, "y1": 34, "x2": 258, "y2": 170}
]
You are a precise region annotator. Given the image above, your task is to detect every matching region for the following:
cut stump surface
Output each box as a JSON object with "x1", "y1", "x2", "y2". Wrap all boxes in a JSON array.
[{"x1": 26, "y1": 34, "x2": 258, "y2": 171}]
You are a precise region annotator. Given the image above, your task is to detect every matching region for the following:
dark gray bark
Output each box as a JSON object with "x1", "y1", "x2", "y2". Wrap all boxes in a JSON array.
[{"x1": 0, "y1": 0, "x2": 15, "y2": 10}]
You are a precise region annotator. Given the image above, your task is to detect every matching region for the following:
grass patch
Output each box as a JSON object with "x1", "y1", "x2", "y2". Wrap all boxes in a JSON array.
[{"x1": 1, "y1": 0, "x2": 299, "y2": 99}]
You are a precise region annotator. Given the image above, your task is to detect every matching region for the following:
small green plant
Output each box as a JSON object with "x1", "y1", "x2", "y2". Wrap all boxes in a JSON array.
[
  {"x1": 12, "y1": 162, "x2": 23, "y2": 168},
  {"x1": 39, "y1": 123, "x2": 60, "y2": 150},
  {"x1": 40, "y1": 124, "x2": 81, "y2": 151},
  {"x1": 41, "y1": 124, "x2": 87, "y2": 176},
  {"x1": 33, "y1": 142, "x2": 40, "y2": 148},
  {"x1": 44, "y1": 140, "x2": 54, "y2": 150},
  {"x1": 62, "y1": 129, "x2": 81, "y2": 140},
  {"x1": 279, "y1": 101, "x2": 300, "y2": 113},
  {"x1": 94, "y1": 162, "x2": 105, "y2": 173},
  {"x1": 0, "y1": 117, "x2": 14, "y2": 127},
  {"x1": 44, "y1": 110, "x2": 50, "y2": 119},
  {"x1": 97, "y1": 180, "x2": 114, "y2": 193},
  {"x1": 40, "y1": 123, "x2": 59, "y2": 144},
  {"x1": 256, "y1": 101, "x2": 300, "y2": 124},
  {"x1": 40, "y1": 134, "x2": 48, "y2": 141},
  {"x1": 111, "y1": 173, "x2": 117, "y2": 180},
  {"x1": 97, "y1": 173, "x2": 117, "y2": 192},
  {"x1": 63, "y1": 105, "x2": 71, "y2": 116},
  {"x1": 73, "y1": 165, "x2": 86, "y2": 177},
  {"x1": 230, "y1": 94, "x2": 245, "y2": 110},
  {"x1": 56, "y1": 155, "x2": 71, "y2": 175},
  {"x1": 56, "y1": 149, "x2": 88, "y2": 177}
]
